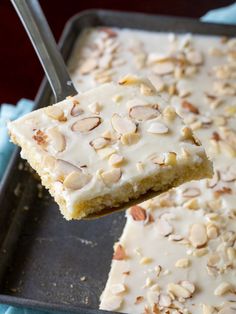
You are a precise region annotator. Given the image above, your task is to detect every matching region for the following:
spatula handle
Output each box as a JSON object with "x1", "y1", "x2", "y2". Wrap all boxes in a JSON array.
[{"x1": 11, "y1": 0, "x2": 77, "y2": 102}]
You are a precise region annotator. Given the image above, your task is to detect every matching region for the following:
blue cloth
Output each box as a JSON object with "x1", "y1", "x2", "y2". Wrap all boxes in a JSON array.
[
  {"x1": 1, "y1": 2, "x2": 236, "y2": 313},
  {"x1": 201, "y1": 2, "x2": 236, "y2": 25},
  {"x1": 0, "y1": 99, "x2": 34, "y2": 179}
]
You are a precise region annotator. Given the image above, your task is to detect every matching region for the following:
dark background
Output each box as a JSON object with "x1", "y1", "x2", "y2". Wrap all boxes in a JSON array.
[{"x1": 0, "y1": 0, "x2": 234, "y2": 104}]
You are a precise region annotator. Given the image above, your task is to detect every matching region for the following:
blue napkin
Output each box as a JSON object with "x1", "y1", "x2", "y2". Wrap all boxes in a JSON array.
[
  {"x1": 0, "y1": 99, "x2": 34, "y2": 180},
  {"x1": 1, "y1": 2, "x2": 236, "y2": 313},
  {"x1": 201, "y1": 2, "x2": 236, "y2": 24}
]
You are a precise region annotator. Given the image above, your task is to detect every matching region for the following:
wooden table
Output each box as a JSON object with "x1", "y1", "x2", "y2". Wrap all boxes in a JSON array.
[{"x1": 0, "y1": 0, "x2": 233, "y2": 104}]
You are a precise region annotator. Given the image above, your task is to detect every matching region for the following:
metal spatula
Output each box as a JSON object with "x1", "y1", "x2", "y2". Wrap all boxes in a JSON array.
[
  {"x1": 11, "y1": 0, "x2": 77, "y2": 103},
  {"x1": 11, "y1": 0, "x2": 167, "y2": 219}
]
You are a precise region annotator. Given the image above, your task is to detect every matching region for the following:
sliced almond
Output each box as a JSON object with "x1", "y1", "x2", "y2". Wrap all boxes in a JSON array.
[
  {"x1": 140, "y1": 257, "x2": 153, "y2": 265},
  {"x1": 109, "y1": 154, "x2": 124, "y2": 167},
  {"x1": 167, "y1": 283, "x2": 192, "y2": 299},
  {"x1": 156, "y1": 218, "x2": 173, "y2": 236},
  {"x1": 151, "y1": 155, "x2": 165, "y2": 165},
  {"x1": 63, "y1": 171, "x2": 91, "y2": 190},
  {"x1": 147, "y1": 290, "x2": 160, "y2": 304},
  {"x1": 153, "y1": 62, "x2": 175, "y2": 75},
  {"x1": 45, "y1": 106, "x2": 66, "y2": 121},
  {"x1": 227, "y1": 247, "x2": 236, "y2": 262},
  {"x1": 101, "y1": 296, "x2": 123, "y2": 311},
  {"x1": 136, "y1": 161, "x2": 144, "y2": 172},
  {"x1": 169, "y1": 234, "x2": 184, "y2": 242},
  {"x1": 79, "y1": 58, "x2": 97, "y2": 75},
  {"x1": 202, "y1": 304, "x2": 216, "y2": 314},
  {"x1": 130, "y1": 205, "x2": 147, "y2": 221},
  {"x1": 180, "y1": 281, "x2": 195, "y2": 294},
  {"x1": 214, "y1": 282, "x2": 234, "y2": 296},
  {"x1": 189, "y1": 223, "x2": 207, "y2": 248},
  {"x1": 110, "y1": 283, "x2": 126, "y2": 295},
  {"x1": 207, "y1": 253, "x2": 220, "y2": 266},
  {"x1": 97, "y1": 147, "x2": 116, "y2": 160},
  {"x1": 47, "y1": 127, "x2": 66, "y2": 153},
  {"x1": 183, "y1": 198, "x2": 199, "y2": 210},
  {"x1": 207, "y1": 170, "x2": 220, "y2": 188},
  {"x1": 182, "y1": 187, "x2": 201, "y2": 198},
  {"x1": 90, "y1": 137, "x2": 109, "y2": 150},
  {"x1": 55, "y1": 159, "x2": 81, "y2": 181},
  {"x1": 206, "y1": 224, "x2": 219, "y2": 239},
  {"x1": 221, "y1": 167, "x2": 236, "y2": 182},
  {"x1": 148, "y1": 74, "x2": 165, "y2": 92},
  {"x1": 88, "y1": 102, "x2": 102, "y2": 114},
  {"x1": 186, "y1": 50, "x2": 203, "y2": 65},
  {"x1": 159, "y1": 293, "x2": 171, "y2": 307},
  {"x1": 182, "y1": 100, "x2": 199, "y2": 114},
  {"x1": 111, "y1": 113, "x2": 137, "y2": 134},
  {"x1": 147, "y1": 122, "x2": 169, "y2": 134},
  {"x1": 112, "y1": 94, "x2": 123, "y2": 103},
  {"x1": 120, "y1": 132, "x2": 140, "y2": 145},
  {"x1": 71, "y1": 117, "x2": 101, "y2": 132},
  {"x1": 164, "y1": 152, "x2": 177, "y2": 166},
  {"x1": 71, "y1": 101, "x2": 84, "y2": 117},
  {"x1": 113, "y1": 244, "x2": 126, "y2": 260},
  {"x1": 33, "y1": 130, "x2": 47, "y2": 146},
  {"x1": 162, "y1": 106, "x2": 176, "y2": 122},
  {"x1": 129, "y1": 105, "x2": 159, "y2": 121},
  {"x1": 101, "y1": 168, "x2": 121, "y2": 186},
  {"x1": 135, "y1": 296, "x2": 144, "y2": 304},
  {"x1": 175, "y1": 258, "x2": 190, "y2": 268},
  {"x1": 118, "y1": 74, "x2": 140, "y2": 85},
  {"x1": 140, "y1": 83, "x2": 155, "y2": 96}
]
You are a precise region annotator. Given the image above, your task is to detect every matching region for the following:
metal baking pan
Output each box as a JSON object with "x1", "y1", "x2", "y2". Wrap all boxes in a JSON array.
[{"x1": 1, "y1": 9, "x2": 236, "y2": 314}]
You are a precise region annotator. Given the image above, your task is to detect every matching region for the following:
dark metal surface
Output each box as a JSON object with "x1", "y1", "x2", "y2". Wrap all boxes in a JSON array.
[{"x1": 1, "y1": 9, "x2": 236, "y2": 314}]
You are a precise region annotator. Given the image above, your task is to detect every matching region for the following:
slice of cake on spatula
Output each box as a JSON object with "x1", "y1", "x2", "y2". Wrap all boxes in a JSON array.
[{"x1": 8, "y1": 76, "x2": 212, "y2": 220}]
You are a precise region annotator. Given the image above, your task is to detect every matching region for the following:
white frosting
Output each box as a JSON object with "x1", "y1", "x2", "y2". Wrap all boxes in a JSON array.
[
  {"x1": 8, "y1": 78, "x2": 206, "y2": 219},
  {"x1": 67, "y1": 28, "x2": 236, "y2": 312}
]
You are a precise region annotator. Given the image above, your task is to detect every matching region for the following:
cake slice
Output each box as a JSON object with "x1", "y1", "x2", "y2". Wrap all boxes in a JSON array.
[
  {"x1": 8, "y1": 76, "x2": 212, "y2": 220},
  {"x1": 100, "y1": 184, "x2": 236, "y2": 314}
]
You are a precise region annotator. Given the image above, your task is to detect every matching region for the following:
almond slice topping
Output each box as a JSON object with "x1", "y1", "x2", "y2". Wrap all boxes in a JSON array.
[
  {"x1": 189, "y1": 223, "x2": 207, "y2": 248},
  {"x1": 110, "y1": 283, "x2": 126, "y2": 295},
  {"x1": 113, "y1": 244, "x2": 126, "y2": 260},
  {"x1": 47, "y1": 127, "x2": 66, "y2": 153},
  {"x1": 147, "y1": 122, "x2": 169, "y2": 134},
  {"x1": 167, "y1": 283, "x2": 192, "y2": 299},
  {"x1": 71, "y1": 117, "x2": 101, "y2": 132},
  {"x1": 63, "y1": 171, "x2": 91, "y2": 190},
  {"x1": 186, "y1": 51, "x2": 203, "y2": 65},
  {"x1": 120, "y1": 132, "x2": 140, "y2": 145},
  {"x1": 54, "y1": 159, "x2": 81, "y2": 182},
  {"x1": 130, "y1": 205, "x2": 147, "y2": 221},
  {"x1": 111, "y1": 113, "x2": 137, "y2": 134},
  {"x1": 88, "y1": 102, "x2": 102, "y2": 114},
  {"x1": 118, "y1": 74, "x2": 140, "y2": 85},
  {"x1": 156, "y1": 218, "x2": 173, "y2": 236},
  {"x1": 207, "y1": 170, "x2": 220, "y2": 188},
  {"x1": 101, "y1": 168, "x2": 122, "y2": 186},
  {"x1": 45, "y1": 106, "x2": 66, "y2": 121},
  {"x1": 182, "y1": 187, "x2": 201, "y2": 198},
  {"x1": 214, "y1": 282, "x2": 234, "y2": 296},
  {"x1": 79, "y1": 58, "x2": 97, "y2": 75},
  {"x1": 140, "y1": 83, "x2": 155, "y2": 96},
  {"x1": 109, "y1": 154, "x2": 124, "y2": 167},
  {"x1": 71, "y1": 101, "x2": 84, "y2": 117},
  {"x1": 90, "y1": 137, "x2": 109, "y2": 150},
  {"x1": 182, "y1": 100, "x2": 199, "y2": 114},
  {"x1": 153, "y1": 62, "x2": 175, "y2": 75},
  {"x1": 129, "y1": 105, "x2": 159, "y2": 121}
]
